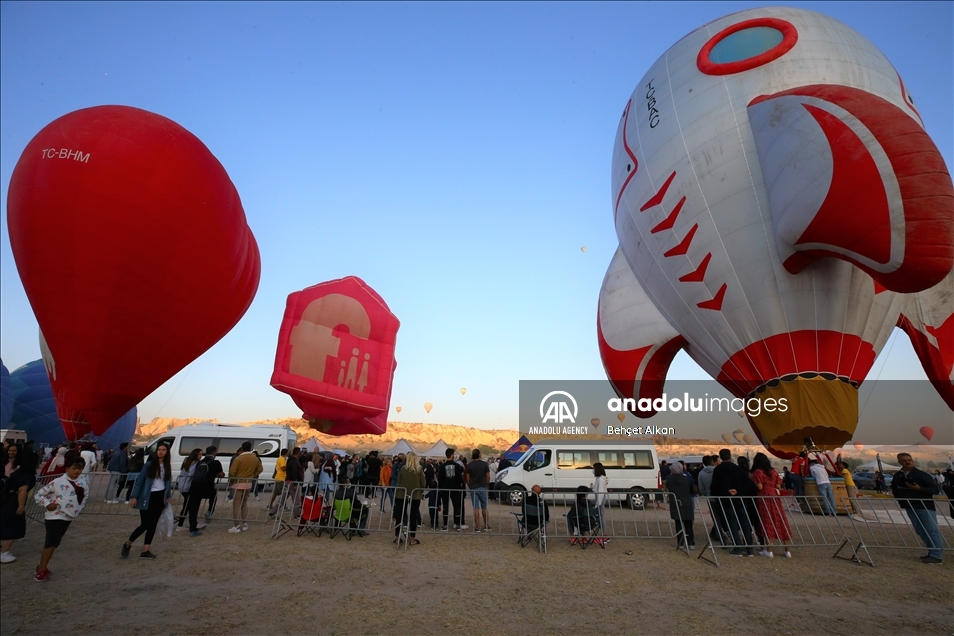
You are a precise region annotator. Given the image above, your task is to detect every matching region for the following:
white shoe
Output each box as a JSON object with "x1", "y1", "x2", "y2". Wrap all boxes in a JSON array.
[
  {"x1": 175, "y1": 526, "x2": 184, "y2": 532},
  {"x1": 0, "y1": 552, "x2": 16, "y2": 563},
  {"x1": 784, "y1": 551, "x2": 792, "y2": 558},
  {"x1": 228, "y1": 526, "x2": 242, "y2": 534},
  {"x1": 758, "y1": 549, "x2": 773, "y2": 558},
  {"x1": 458, "y1": 524, "x2": 468, "y2": 530},
  {"x1": 241, "y1": 523, "x2": 249, "y2": 531}
]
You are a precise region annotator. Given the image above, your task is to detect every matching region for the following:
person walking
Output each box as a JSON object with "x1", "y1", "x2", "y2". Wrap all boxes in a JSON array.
[
  {"x1": 394, "y1": 452, "x2": 426, "y2": 545},
  {"x1": 122, "y1": 443, "x2": 173, "y2": 560},
  {"x1": 192, "y1": 446, "x2": 224, "y2": 524},
  {"x1": 33, "y1": 458, "x2": 89, "y2": 581},
  {"x1": 229, "y1": 441, "x2": 263, "y2": 533},
  {"x1": 591, "y1": 462, "x2": 609, "y2": 537},
  {"x1": 465, "y1": 449, "x2": 491, "y2": 533}
]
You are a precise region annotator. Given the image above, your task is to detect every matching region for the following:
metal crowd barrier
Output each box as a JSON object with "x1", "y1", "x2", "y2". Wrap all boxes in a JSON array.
[
  {"x1": 25, "y1": 472, "x2": 289, "y2": 528},
  {"x1": 692, "y1": 494, "x2": 954, "y2": 567}
]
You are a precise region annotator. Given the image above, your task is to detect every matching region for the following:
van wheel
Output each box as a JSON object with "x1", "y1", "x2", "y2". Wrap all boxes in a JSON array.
[
  {"x1": 507, "y1": 486, "x2": 526, "y2": 506},
  {"x1": 627, "y1": 491, "x2": 646, "y2": 510}
]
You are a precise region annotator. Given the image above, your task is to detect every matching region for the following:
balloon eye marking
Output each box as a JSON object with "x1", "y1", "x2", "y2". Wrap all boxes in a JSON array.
[
  {"x1": 626, "y1": 164, "x2": 631, "y2": 172},
  {"x1": 697, "y1": 17, "x2": 797, "y2": 75}
]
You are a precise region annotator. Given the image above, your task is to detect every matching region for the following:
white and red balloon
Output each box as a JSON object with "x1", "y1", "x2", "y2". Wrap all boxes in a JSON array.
[{"x1": 598, "y1": 7, "x2": 953, "y2": 459}]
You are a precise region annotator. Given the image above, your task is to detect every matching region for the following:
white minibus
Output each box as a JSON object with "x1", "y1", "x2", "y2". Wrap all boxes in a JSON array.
[
  {"x1": 495, "y1": 439, "x2": 660, "y2": 509},
  {"x1": 144, "y1": 422, "x2": 297, "y2": 481}
]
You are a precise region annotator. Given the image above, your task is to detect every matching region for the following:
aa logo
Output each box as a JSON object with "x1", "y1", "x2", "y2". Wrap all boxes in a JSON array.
[{"x1": 539, "y1": 391, "x2": 578, "y2": 424}]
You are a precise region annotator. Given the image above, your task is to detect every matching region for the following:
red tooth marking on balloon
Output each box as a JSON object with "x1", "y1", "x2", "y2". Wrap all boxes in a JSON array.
[
  {"x1": 663, "y1": 224, "x2": 697, "y2": 257},
  {"x1": 650, "y1": 196, "x2": 686, "y2": 233},
  {"x1": 640, "y1": 171, "x2": 677, "y2": 212},
  {"x1": 679, "y1": 253, "x2": 711, "y2": 282},
  {"x1": 614, "y1": 100, "x2": 639, "y2": 219},
  {"x1": 873, "y1": 280, "x2": 887, "y2": 294},
  {"x1": 696, "y1": 283, "x2": 727, "y2": 311}
]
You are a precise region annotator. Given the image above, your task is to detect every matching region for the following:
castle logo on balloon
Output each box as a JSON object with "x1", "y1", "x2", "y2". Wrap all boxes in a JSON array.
[
  {"x1": 271, "y1": 277, "x2": 399, "y2": 436},
  {"x1": 598, "y1": 8, "x2": 953, "y2": 458}
]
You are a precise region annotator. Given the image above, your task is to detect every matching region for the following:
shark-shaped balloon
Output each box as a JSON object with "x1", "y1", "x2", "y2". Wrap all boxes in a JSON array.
[{"x1": 598, "y1": 7, "x2": 953, "y2": 458}]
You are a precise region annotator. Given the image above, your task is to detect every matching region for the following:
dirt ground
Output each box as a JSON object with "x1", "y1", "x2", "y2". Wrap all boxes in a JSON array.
[{"x1": 1, "y1": 501, "x2": 951, "y2": 636}]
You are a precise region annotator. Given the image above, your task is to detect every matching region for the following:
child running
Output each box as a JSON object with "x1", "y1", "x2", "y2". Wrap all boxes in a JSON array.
[{"x1": 33, "y1": 458, "x2": 89, "y2": 582}]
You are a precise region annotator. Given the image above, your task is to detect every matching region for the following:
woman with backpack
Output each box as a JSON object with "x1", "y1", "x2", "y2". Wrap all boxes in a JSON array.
[{"x1": 121, "y1": 443, "x2": 173, "y2": 560}]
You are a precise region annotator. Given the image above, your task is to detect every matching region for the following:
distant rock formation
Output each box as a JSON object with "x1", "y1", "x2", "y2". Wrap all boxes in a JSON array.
[{"x1": 135, "y1": 417, "x2": 519, "y2": 452}]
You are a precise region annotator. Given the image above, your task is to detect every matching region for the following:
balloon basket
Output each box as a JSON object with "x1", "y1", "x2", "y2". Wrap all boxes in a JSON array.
[{"x1": 800, "y1": 478, "x2": 850, "y2": 515}]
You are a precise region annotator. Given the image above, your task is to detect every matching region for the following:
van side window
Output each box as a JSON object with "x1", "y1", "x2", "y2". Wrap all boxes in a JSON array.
[
  {"x1": 525, "y1": 450, "x2": 551, "y2": 472},
  {"x1": 216, "y1": 437, "x2": 249, "y2": 456},
  {"x1": 558, "y1": 451, "x2": 593, "y2": 469},
  {"x1": 623, "y1": 451, "x2": 655, "y2": 469},
  {"x1": 254, "y1": 440, "x2": 281, "y2": 458},
  {"x1": 180, "y1": 437, "x2": 214, "y2": 456},
  {"x1": 597, "y1": 452, "x2": 621, "y2": 468},
  {"x1": 146, "y1": 437, "x2": 174, "y2": 455}
]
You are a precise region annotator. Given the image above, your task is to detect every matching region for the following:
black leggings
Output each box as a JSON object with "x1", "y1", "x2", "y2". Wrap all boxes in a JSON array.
[{"x1": 129, "y1": 491, "x2": 165, "y2": 546}]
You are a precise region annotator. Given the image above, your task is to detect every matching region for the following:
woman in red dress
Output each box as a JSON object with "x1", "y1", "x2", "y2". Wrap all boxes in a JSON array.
[{"x1": 751, "y1": 452, "x2": 792, "y2": 558}]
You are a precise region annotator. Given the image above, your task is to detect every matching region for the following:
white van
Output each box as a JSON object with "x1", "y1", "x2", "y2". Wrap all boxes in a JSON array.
[
  {"x1": 495, "y1": 440, "x2": 660, "y2": 509},
  {"x1": 144, "y1": 423, "x2": 297, "y2": 482}
]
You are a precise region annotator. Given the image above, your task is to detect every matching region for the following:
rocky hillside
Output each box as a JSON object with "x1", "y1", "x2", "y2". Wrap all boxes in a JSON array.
[{"x1": 135, "y1": 417, "x2": 519, "y2": 453}]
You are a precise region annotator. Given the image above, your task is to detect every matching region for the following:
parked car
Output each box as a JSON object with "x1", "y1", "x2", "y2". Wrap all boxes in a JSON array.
[{"x1": 853, "y1": 471, "x2": 876, "y2": 489}]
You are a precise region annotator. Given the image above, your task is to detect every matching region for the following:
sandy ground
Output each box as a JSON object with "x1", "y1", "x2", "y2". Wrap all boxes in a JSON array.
[{"x1": 1, "y1": 496, "x2": 952, "y2": 636}]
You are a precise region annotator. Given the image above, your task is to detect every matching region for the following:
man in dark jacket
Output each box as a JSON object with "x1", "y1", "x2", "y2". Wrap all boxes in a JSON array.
[
  {"x1": 438, "y1": 448, "x2": 467, "y2": 531},
  {"x1": 710, "y1": 449, "x2": 753, "y2": 556},
  {"x1": 892, "y1": 453, "x2": 943, "y2": 563}
]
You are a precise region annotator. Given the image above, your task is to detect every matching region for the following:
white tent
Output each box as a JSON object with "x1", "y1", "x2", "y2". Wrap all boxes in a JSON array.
[
  {"x1": 856, "y1": 459, "x2": 902, "y2": 472},
  {"x1": 421, "y1": 439, "x2": 452, "y2": 458},
  {"x1": 303, "y1": 438, "x2": 327, "y2": 453},
  {"x1": 382, "y1": 439, "x2": 418, "y2": 456}
]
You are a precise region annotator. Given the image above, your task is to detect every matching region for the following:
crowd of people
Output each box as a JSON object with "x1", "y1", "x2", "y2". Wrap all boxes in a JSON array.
[{"x1": 1, "y1": 436, "x2": 952, "y2": 581}]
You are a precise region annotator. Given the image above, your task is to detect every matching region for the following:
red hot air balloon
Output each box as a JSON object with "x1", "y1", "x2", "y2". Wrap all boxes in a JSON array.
[
  {"x1": 271, "y1": 276, "x2": 399, "y2": 436},
  {"x1": 919, "y1": 426, "x2": 934, "y2": 443},
  {"x1": 7, "y1": 106, "x2": 261, "y2": 439},
  {"x1": 853, "y1": 442, "x2": 864, "y2": 452}
]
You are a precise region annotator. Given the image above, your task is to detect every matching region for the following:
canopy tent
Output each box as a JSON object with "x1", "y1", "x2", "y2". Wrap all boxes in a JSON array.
[
  {"x1": 303, "y1": 438, "x2": 327, "y2": 453},
  {"x1": 856, "y1": 459, "x2": 902, "y2": 472},
  {"x1": 503, "y1": 435, "x2": 533, "y2": 461},
  {"x1": 382, "y1": 438, "x2": 418, "y2": 456},
  {"x1": 420, "y1": 439, "x2": 452, "y2": 458}
]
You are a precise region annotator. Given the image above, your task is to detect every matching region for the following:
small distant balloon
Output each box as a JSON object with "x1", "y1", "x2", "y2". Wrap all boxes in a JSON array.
[
  {"x1": 733, "y1": 430, "x2": 745, "y2": 443},
  {"x1": 919, "y1": 426, "x2": 934, "y2": 442},
  {"x1": 742, "y1": 433, "x2": 754, "y2": 445},
  {"x1": 853, "y1": 441, "x2": 864, "y2": 452},
  {"x1": 590, "y1": 418, "x2": 601, "y2": 428},
  {"x1": 617, "y1": 413, "x2": 625, "y2": 422},
  {"x1": 722, "y1": 433, "x2": 732, "y2": 443},
  {"x1": 581, "y1": 246, "x2": 587, "y2": 253},
  {"x1": 424, "y1": 402, "x2": 433, "y2": 414},
  {"x1": 460, "y1": 388, "x2": 466, "y2": 395},
  {"x1": 395, "y1": 406, "x2": 402, "y2": 414}
]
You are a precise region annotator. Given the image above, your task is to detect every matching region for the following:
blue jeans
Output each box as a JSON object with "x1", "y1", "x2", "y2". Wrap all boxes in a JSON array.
[
  {"x1": 905, "y1": 507, "x2": 943, "y2": 560},
  {"x1": 817, "y1": 482, "x2": 836, "y2": 515},
  {"x1": 790, "y1": 474, "x2": 804, "y2": 498}
]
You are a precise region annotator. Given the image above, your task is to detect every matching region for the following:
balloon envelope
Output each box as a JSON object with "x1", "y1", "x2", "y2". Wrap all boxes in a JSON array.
[
  {"x1": 919, "y1": 426, "x2": 934, "y2": 442},
  {"x1": 722, "y1": 433, "x2": 732, "y2": 443},
  {"x1": 597, "y1": 7, "x2": 953, "y2": 460},
  {"x1": 424, "y1": 402, "x2": 433, "y2": 414},
  {"x1": 743, "y1": 434, "x2": 755, "y2": 445},
  {"x1": 395, "y1": 406, "x2": 402, "y2": 413},
  {"x1": 0, "y1": 359, "x2": 13, "y2": 428},
  {"x1": 460, "y1": 388, "x2": 467, "y2": 395},
  {"x1": 9, "y1": 359, "x2": 135, "y2": 448},
  {"x1": 271, "y1": 276, "x2": 399, "y2": 436},
  {"x1": 7, "y1": 106, "x2": 260, "y2": 438},
  {"x1": 853, "y1": 442, "x2": 864, "y2": 451}
]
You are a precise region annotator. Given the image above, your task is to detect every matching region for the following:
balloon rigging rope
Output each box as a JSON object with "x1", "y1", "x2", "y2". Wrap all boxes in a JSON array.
[{"x1": 857, "y1": 328, "x2": 898, "y2": 418}]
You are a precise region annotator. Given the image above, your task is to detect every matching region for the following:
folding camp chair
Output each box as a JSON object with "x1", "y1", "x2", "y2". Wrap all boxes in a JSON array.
[
  {"x1": 330, "y1": 497, "x2": 355, "y2": 540},
  {"x1": 512, "y1": 497, "x2": 549, "y2": 553},
  {"x1": 297, "y1": 494, "x2": 328, "y2": 537},
  {"x1": 565, "y1": 505, "x2": 604, "y2": 550}
]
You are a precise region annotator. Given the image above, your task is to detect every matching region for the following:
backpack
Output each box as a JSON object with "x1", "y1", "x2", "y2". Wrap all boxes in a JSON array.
[{"x1": 191, "y1": 459, "x2": 211, "y2": 488}]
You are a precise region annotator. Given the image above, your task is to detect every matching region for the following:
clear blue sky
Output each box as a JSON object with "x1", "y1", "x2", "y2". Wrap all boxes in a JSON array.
[{"x1": 1, "y1": 2, "x2": 951, "y2": 429}]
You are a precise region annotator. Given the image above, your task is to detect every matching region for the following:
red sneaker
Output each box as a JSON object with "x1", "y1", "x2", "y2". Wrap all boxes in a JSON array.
[{"x1": 35, "y1": 568, "x2": 50, "y2": 582}]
